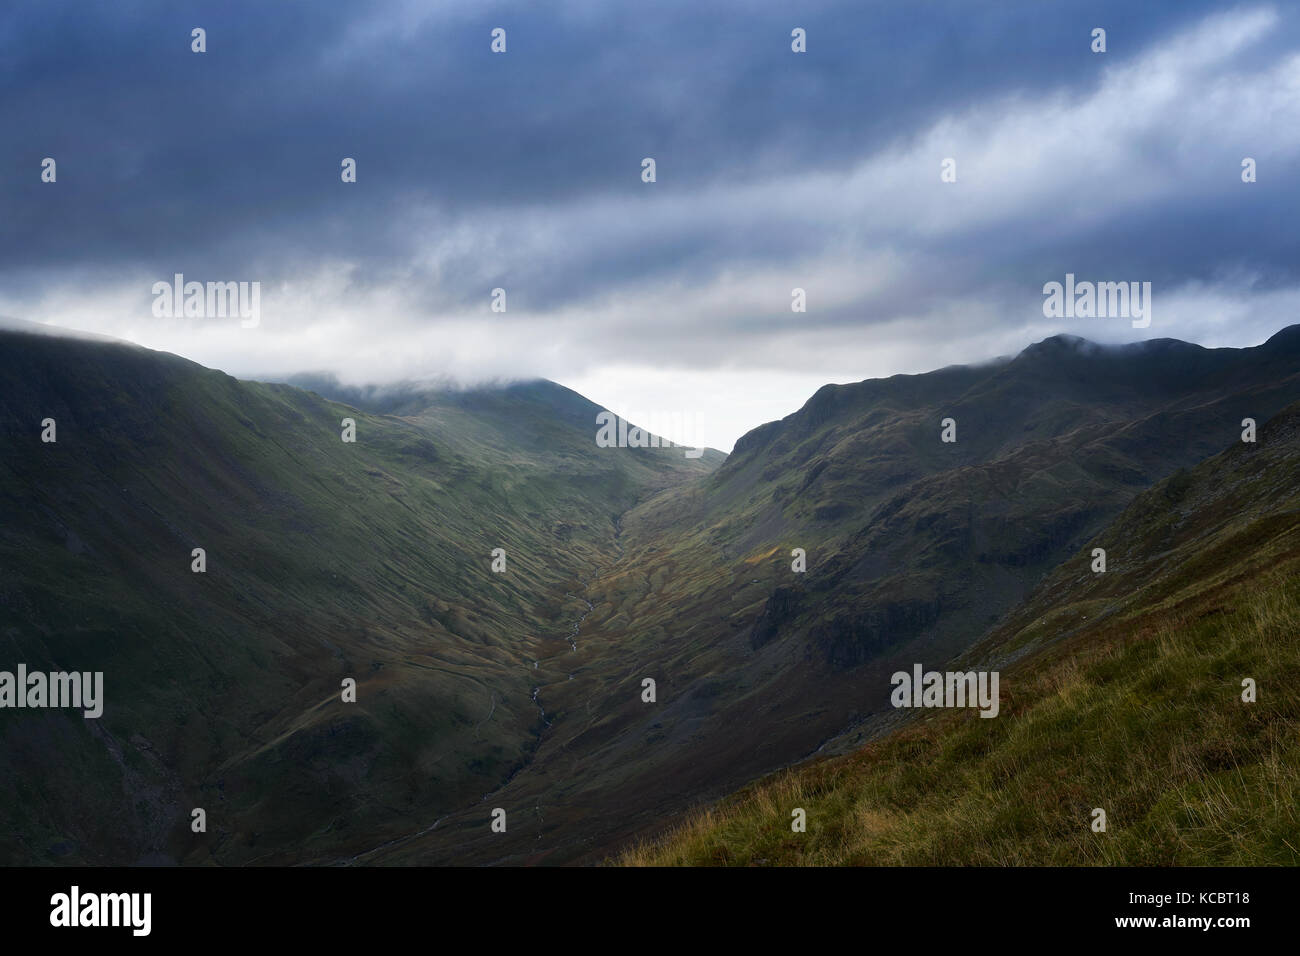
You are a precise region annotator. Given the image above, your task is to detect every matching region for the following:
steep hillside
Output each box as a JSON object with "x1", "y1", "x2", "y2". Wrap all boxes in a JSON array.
[
  {"x1": 0, "y1": 329, "x2": 716, "y2": 864},
  {"x1": 5, "y1": 326, "x2": 1299, "y2": 867},
  {"x1": 620, "y1": 399, "x2": 1300, "y2": 865},
  {"x1": 366, "y1": 327, "x2": 1300, "y2": 865}
]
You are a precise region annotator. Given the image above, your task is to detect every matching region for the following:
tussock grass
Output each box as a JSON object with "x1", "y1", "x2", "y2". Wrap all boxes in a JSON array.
[{"x1": 619, "y1": 566, "x2": 1300, "y2": 866}]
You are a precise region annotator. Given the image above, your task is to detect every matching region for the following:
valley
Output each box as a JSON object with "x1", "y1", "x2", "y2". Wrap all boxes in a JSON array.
[
  {"x1": 2, "y1": 325, "x2": 1299, "y2": 865},
  {"x1": 624, "y1": 397, "x2": 1300, "y2": 865}
]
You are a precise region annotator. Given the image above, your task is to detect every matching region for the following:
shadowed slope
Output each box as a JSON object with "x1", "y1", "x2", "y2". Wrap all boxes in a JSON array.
[
  {"x1": 620, "y1": 399, "x2": 1300, "y2": 866},
  {"x1": 0, "y1": 330, "x2": 717, "y2": 865},
  {"x1": 373, "y1": 327, "x2": 1300, "y2": 864}
]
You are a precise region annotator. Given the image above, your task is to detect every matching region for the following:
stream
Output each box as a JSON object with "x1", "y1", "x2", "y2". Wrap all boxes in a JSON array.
[{"x1": 338, "y1": 572, "x2": 601, "y2": 865}]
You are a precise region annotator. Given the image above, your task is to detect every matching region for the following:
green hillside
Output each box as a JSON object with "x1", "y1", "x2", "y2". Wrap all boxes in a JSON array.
[
  {"x1": 0, "y1": 329, "x2": 716, "y2": 864},
  {"x1": 5, "y1": 326, "x2": 1300, "y2": 867},
  {"x1": 619, "y1": 401, "x2": 1300, "y2": 865},
  {"x1": 367, "y1": 328, "x2": 1300, "y2": 865}
]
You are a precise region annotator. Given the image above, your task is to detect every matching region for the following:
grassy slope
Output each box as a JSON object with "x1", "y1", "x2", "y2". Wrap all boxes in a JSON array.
[
  {"x1": 619, "y1": 402, "x2": 1300, "y2": 865},
  {"x1": 371, "y1": 329, "x2": 1300, "y2": 865},
  {"x1": 0, "y1": 330, "x2": 715, "y2": 865},
  {"x1": 5, "y1": 327, "x2": 1299, "y2": 867}
]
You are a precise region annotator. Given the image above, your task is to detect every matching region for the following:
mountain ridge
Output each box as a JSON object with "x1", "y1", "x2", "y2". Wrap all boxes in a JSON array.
[
  {"x1": 359, "y1": 324, "x2": 1300, "y2": 864},
  {"x1": 2, "y1": 323, "x2": 1298, "y2": 865},
  {"x1": 621, "y1": 396, "x2": 1300, "y2": 865}
]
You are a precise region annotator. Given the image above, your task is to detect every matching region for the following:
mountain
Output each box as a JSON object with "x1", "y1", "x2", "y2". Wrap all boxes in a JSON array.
[
  {"x1": 2, "y1": 325, "x2": 1299, "y2": 866},
  {"x1": 622, "y1": 396, "x2": 1300, "y2": 865},
  {"x1": 360, "y1": 326, "x2": 1300, "y2": 864},
  {"x1": 0, "y1": 329, "x2": 717, "y2": 864}
]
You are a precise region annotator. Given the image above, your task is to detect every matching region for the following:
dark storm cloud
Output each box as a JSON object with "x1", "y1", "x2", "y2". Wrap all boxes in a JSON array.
[
  {"x1": 0, "y1": 0, "x2": 1238, "y2": 281},
  {"x1": 3, "y1": 0, "x2": 1299, "y2": 445}
]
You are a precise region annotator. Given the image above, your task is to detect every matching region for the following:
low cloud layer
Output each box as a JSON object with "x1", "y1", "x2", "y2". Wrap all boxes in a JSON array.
[{"x1": 3, "y1": 0, "x2": 1297, "y2": 450}]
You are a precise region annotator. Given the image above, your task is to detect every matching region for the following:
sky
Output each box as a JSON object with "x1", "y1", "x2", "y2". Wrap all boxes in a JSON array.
[{"x1": 2, "y1": 0, "x2": 1299, "y2": 452}]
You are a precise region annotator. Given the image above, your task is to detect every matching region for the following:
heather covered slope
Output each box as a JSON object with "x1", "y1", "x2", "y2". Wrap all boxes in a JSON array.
[
  {"x1": 0, "y1": 330, "x2": 717, "y2": 864},
  {"x1": 620, "y1": 400, "x2": 1300, "y2": 866}
]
